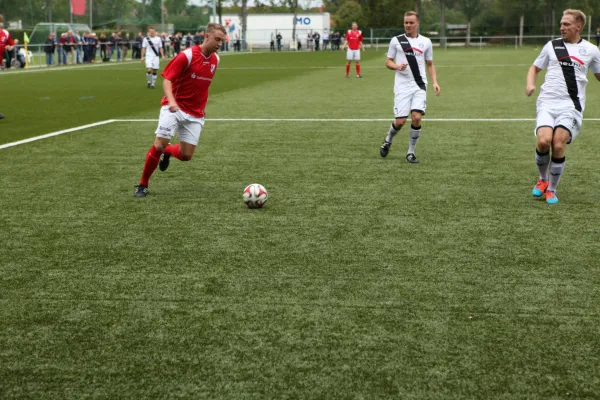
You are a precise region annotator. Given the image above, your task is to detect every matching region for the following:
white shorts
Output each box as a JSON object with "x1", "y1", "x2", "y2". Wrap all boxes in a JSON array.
[
  {"x1": 394, "y1": 89, "x2": 427, "y2": 118},
  {"x1": 535, "y1": 107, "x2": 582, "y2": 143},
  {"x1": 346, "y1": 49, "x2": 360, "y2": 61},
  {"x1": 145, "y1": 57, "x2": 160, "y2": 70},
  {"x1": 155, "y1": 106, "x2": 205, "y2": 146}
]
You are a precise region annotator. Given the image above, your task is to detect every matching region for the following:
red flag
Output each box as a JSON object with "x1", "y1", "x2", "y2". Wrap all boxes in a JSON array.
[{"x1": 71, "y1": 0, "x2": 86, "y2": 16}]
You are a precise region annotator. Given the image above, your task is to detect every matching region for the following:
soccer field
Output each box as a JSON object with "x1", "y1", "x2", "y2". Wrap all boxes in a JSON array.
[{"x1": 1, "y1": 48, "x2": 600, "y2": 398}]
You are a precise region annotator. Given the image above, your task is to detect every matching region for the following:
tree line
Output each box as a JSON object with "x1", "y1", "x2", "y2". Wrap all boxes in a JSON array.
[{"x1": 3, "y1": 0, "x2": 600, "y2": 39}]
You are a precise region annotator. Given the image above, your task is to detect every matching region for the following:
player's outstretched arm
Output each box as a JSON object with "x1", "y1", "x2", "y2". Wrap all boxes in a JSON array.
[
  {"x1": 386, "y1": 58, "x2": 406, "y2": 71},
  {"x1": 426, "y1": 60, "x2": 440, "y2": 96},
  {"x1": 163, "y1": 79, "x2": 179, "y2": 112},
  {"x1": 526, "y1": 65, "x2": 541, "y2": 96},
  {"x1": 160, "y1": 47, "x2": 165, "y2": 59}
]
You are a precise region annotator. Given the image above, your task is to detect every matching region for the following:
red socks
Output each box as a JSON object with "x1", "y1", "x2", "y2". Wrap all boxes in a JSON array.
[
  {"x1": 356, "y1": 64, "x2": 361, "y2": 76},
  {"x1": 140, "y1": 146, "x2": 162, "y2": 186},
  {"x1": 164, "y1": 143, "x2": 184, "y2": 160},
  {"x1": 346, "y1": 64, "x2": 350, "y2": 76}
]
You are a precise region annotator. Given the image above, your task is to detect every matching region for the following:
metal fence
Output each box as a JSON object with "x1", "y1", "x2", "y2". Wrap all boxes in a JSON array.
[{"x1": 3, "y1": 34, "x2": 598, "y2": 71}]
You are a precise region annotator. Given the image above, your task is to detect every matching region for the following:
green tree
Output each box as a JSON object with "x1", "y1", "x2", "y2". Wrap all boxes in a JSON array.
[
  {"x1": 458, "y1": 0, "x2": 482, "y2": 45},
  {"x1": 333, "y1": 0, "x2": 367, "y2": 31}
]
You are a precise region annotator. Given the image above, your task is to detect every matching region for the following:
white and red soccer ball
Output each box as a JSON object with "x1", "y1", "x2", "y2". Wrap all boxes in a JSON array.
[{"x1": 243, "y1": 184, "x2": 268, "y2": 209}]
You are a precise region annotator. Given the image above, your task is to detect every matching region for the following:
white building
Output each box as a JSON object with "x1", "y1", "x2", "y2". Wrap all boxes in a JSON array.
[{"x1": 211, "y1": 13, "x2": 331, "y2": 48}]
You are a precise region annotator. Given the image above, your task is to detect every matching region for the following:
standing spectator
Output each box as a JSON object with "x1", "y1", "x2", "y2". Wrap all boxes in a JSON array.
[
  {"x1": 276, "y1": 32, "x2": 282, "y2": 51},
  {"x1": 314, "y1": 31, "x2": 321, "y2": 51},
  {"x1": 45, "y1": 33, "x2": 56, "y2": 66},
  {"x1": 307, "y1": 30, "x2": 314, "y2": 51},
  {"x1": 59, "y1": 33, "x2": 68, "y2": 65},
  {"x1": 74, "y1": 30, "x2": 82, "y2": 64},
  {"x1": 82, "y1": 32, "x2": 89, "y2": 62},
  {"x1": 235, "y1": 33, "x2": 241, "y2": 51},
  {"x1": 90, "y1": 33, "x2": 98, "y2": 62},
  {"x1": 193, "y1": 31, "x2": 202, "y2": 45},
  {"x1": 66, "y1": 30, "x2": 76, "y2": 64},
  {"x1": 172, "y1": 32, "x2": 181, "y2": 55},
  {"x1": 185, "y1": 32, "x2": 192, "y2": 48},
  {"x1": 122, "y1": 32, "x2": 131, "y2": 60},
  {"x1": 270, "y1": 32, "x2": 275, "y2": 51},
  {"x1": 134, "y1": 32, "x2": 143, "y2": 59},
  {"x1": 225, "y1": 33, "x2": 230, "y2": 51},
  {"x1": 596, "y1": 27, "x2": 600, "y2": 46},
  {"x1": 322, "y1": 30, "x2": 329, "y2": 50},
  {"x1": 115, "y1": 32, "x2": 123, "y2": 61},
  {"x1": 163, "y1": 32, "x2": 171, "y2": 57},
  {"x1": 109, "y1": 32, "x2": 117, "y2": 60},
  {"x1": 99, "y1": 32, "x2": 108, "y2": 61}
]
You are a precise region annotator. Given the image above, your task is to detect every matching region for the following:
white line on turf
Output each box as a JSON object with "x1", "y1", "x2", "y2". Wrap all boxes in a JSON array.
[
  {"x1": 5, "y1": 117, "x2": 600, "y2": 150},
  {"x1": 0, "y1": 62, "x2": 534, "y2": 76},
  {"x1": 0, "y1": 61, "x2": 140, "y2": 76},
  {"x1": 0, "y1": 120, "x2": 115, "y2": 150}
]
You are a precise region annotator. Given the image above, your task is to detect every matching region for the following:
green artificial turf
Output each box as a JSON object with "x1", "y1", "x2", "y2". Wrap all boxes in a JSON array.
[{"x1": 1, "y1": 48, "x2": 600, "y2": 399}]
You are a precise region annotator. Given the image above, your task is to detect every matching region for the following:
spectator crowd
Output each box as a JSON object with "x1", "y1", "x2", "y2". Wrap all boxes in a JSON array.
[{"x1": 3, "y1": 27, "x2": 348, "y2": 70}]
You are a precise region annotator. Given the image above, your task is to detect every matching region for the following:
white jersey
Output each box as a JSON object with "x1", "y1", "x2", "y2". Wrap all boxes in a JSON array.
[
  {"x1": 387, "y1": 34, "x2": 433, "y2": 93},
  {"x1": 534, "y1": 39, "x2": 600, "y2": 112},
  {"x1": 142, "y1": 36, "x2": 163, "y2": 59}
]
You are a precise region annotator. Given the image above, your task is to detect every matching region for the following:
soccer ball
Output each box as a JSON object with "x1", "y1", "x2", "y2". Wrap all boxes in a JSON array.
[{"x1": 243, "y1": 184, "x2": 268, "y2": 209}]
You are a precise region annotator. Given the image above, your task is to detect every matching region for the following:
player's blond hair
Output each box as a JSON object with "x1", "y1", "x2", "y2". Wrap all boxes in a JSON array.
[
  {"x1": 206, "y1": 23, "x2": 226, "y2": 35},
  {"x1": 404, "y1": 11, "x2": 420, "y2": 21},
  {"x1": 563, "y1": 9, "x2": 586, "y2": 28}
]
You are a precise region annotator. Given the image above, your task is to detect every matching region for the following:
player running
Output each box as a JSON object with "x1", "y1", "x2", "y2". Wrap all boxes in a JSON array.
[
  {"x1": 141, "y1": 27, "x2": 166, "y2": 89},
  {"x1": 342, "y1": 22, "x2": 364, "y2": 78},
  {"x1": 134, "y1": 23, "x2": 226, "y2": 198},
  {"x1": 380, "y1": 11, "x2": 440, "y2": 163},
  {"x1": 526, "y1": 9, "x2": 600, "y2": 204}
]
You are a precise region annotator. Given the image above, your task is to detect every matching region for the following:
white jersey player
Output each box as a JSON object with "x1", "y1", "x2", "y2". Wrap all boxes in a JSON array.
[
  {"x1": 526, "y1": 9, "x2": 600, "y2": 204},
  {"x1": 141, "y1": 27, "x2": 165, "y2": 89},
  {"x1": 380, "y1": 11, "x2": 440, "y2": 163}
]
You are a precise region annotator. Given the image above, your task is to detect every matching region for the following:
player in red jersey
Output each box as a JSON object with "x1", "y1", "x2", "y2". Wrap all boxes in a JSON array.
[
  {"x1": 134, "y1": 23, "x2": 226, "y2": 198},
  {"x1": 0, "y1": 14, "x2": 15, "y2": 72},
  {"x1": 0, "y1": 15, "x2": 14, "y2": 119},
  {"x1": 342, "y1": 22, "x2": 365, "y2": 78}
]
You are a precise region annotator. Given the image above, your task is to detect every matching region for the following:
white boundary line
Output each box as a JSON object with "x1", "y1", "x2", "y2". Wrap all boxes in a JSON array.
[
  {"x1": 4, "y1": 117, "x2": 600, "y2": 150},
  {"x1": 0, "y1": 61, "x2": 141, "y2": 76},
  {"x1": 0, "y1": 120, "x2": 115, "y2": 150}
]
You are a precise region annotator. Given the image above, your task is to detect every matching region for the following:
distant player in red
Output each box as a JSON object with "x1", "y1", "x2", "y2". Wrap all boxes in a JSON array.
[
  {"x1": 0, "y1": 15, "x2": 14, "y2": 119},
  {"x1": 134, "y1": 23, "x2": 226, "y2": 198},
  {"x1": 342, "y1": 22, "x2": 364, "y2": 78},
  {"x1": 0, "y1": 14, "x2": 15, "y2": 70}
]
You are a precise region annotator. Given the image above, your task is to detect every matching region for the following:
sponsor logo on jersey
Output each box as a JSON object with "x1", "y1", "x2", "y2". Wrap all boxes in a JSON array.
[
  {"x1": 579, "y1": 48, "x2": 588, "y2": 55},
  {"x1": 210, "y1": 64, "x2": 216, "y2": 73},
  {"x1": 558, "y1": 55, "x2": 585, "y2": 69}
]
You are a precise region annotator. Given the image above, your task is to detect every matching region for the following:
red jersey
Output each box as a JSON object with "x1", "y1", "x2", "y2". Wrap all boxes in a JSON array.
[
  {"x1": 0, "y1": 29, "x2": 14, "y2": 56},
  {"x1": 161, "y1": 46, "x2": 220, "y2": 118},
  {"x1": 346, "y1": 29, "x2": 363, "y2": 50}
]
